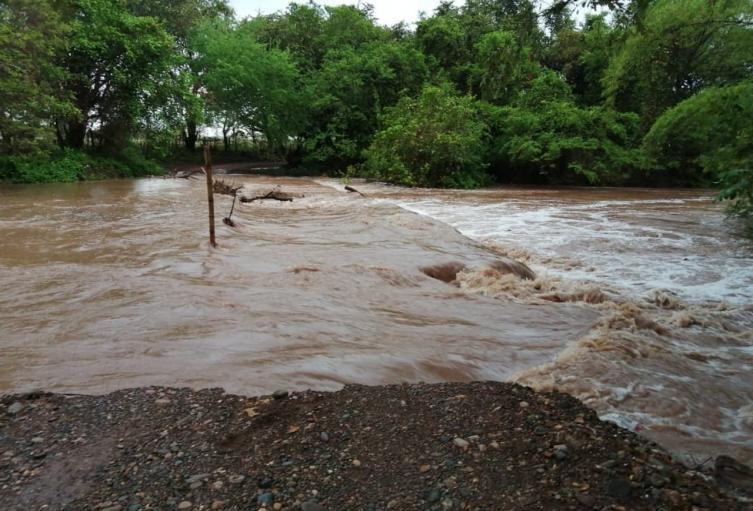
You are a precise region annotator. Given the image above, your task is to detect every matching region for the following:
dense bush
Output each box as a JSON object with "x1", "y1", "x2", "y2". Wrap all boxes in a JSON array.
[
  {"x1": 644, "y1": 81, "x2": 753, "y2": 213},
  {"x1": 485, "y1": 72, "x2": 644, "y2": 184},
  {"x1": 2, "y1": 0, "x2": 753, "y2": 217},
  {"x1": 0, "y1": 148, "x2": 162, "y2": 184},
  {"x1": 363, "y1": 85, "x2": 488, "y2": 188}
]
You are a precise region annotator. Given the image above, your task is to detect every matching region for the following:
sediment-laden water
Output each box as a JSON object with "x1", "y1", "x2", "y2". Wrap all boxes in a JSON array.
[{"x1": 0, "y1": 176, "x2": 751, "y2": 465}]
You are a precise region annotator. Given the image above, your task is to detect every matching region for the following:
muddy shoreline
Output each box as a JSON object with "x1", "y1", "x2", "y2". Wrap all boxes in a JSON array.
[{"x1": 1, "y1": 382, "x2": 749, "y2": 510}]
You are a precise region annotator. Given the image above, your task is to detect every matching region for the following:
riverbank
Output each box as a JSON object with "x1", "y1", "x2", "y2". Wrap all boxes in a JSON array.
[{"x1": 1, "y1": 382, "x2": 749, "y2": 510}]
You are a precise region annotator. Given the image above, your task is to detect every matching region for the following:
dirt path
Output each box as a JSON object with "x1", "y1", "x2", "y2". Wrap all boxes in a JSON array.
[
  {"x1": 166, "y1": 161, "x2": 287, "y2": 174},
  {"x1": 1, "y1": 383, "x2": 749, "y2": 510}
]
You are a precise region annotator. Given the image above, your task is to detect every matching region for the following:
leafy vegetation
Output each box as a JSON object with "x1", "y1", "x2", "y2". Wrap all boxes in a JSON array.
[
  {"x1": 364, "y1": 85, "x2": 487, "y2": 188},
  {"x1": 644, "y1": 81, "x2": 753, "y2": 199},
  {"x1": 0, "y1": 0, "x2": 751, "y2": 215}
]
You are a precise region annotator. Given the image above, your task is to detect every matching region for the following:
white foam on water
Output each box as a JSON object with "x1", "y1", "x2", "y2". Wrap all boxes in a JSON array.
[{"x1": 386, "y1": 194, "x2": 753, "y2": 305}]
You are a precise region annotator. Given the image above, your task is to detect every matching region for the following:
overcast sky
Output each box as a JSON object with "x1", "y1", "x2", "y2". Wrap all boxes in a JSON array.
[
  {"x1": 229, "y1": 0, "x2": 467, "y2": 26},
  {"x1": 228, "y1": 0, "x2": 598, "y2": 27}
]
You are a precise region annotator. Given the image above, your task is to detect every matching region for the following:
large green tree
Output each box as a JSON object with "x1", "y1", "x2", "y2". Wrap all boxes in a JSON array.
[
  {"x1": 364, "y1": 84, "x2": 488, "y2": 188},
  {"x1": 0, "y1": 0, "x2": 71, "y2": 154},
  {"x1": 126, "y1": 0, "x2": 233, "y2": 152},
  {"x1": 192, "y1": 19, "x2": 303, "y2": 151},
  {"x1": 644, "y1": 81, "x2": 753, "y2": 200},
  {"x1": 603, "y1": 0, "x2": 753, "y2": 127},
  {"x1": 54, "y1": 0, "x2": 175, "y2": 151},
  {"x1": 485, "y1": 71, "x2": 643, "y2": 184},
  {"x1": 302, "y1": 41, "x2": 428, "y2": 166}
]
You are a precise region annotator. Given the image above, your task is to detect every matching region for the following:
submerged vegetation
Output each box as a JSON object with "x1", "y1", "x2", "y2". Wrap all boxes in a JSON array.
[{"x1": 0, "y1": 0, "x2": 752, "y2": 214}]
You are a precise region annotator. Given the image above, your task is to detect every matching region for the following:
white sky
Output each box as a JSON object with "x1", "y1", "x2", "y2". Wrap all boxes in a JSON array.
[
  {"x1": 229, "y1": 0, "x2": 457, "y2": 26},
  {"x1": 228, "y1": 0, "x2": 599, "y2": 27}
]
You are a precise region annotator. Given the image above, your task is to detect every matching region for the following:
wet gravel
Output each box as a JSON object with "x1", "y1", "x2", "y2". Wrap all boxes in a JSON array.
[{"x1": 0, "y1": 382, "x2": 749, "y2": 510}]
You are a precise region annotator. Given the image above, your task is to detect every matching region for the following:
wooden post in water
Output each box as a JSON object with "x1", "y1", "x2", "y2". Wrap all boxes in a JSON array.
[{"x1": 204, "y1": 144, "x2": 217, "y2": 248}]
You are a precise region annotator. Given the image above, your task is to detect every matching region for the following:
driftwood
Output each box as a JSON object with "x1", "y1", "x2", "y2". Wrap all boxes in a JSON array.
[
  {"x1": 240, "y1": 189, "x2": 296, "y2": 203},
  {"x1": 170, "y1": 168, "x2": 205, "y2": 179},
  {"x1": 345, "y1": 185, "x2": 367, "y2": 197},
  {"x1": 213, "y1": 178, "x2": 243, "y2": 196},
  {"x1": 222, "y1": 194, "x2": 238, "y2": 227}
]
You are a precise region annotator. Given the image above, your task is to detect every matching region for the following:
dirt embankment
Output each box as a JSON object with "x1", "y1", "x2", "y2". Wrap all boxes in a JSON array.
[{"x1": 1, "y1": 382, "x2": 750, "y2": 510}]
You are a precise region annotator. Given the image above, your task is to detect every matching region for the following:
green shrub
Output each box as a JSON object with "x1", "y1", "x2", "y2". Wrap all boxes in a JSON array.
[
  {"x1": 484, "y1": 71, "x2": 645, "y2": 185},
  {"x1": 363, "y1": 84, "x2": 488, "y2": 188},
  {"x1": 0, "y1": 147, "x2": 162, "y2": 183},
  {"x1": 644, "y1": 81, "x2": 753, "y2": 206},
  {"x1": 0, "y1": 149, "x2": 89, "y2": 183}
]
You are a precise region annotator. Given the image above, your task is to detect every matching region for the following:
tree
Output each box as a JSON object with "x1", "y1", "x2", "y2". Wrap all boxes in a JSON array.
[
  {"x1": 302, "y1": 41, "x2": 428, "y2": 166},
  {"x1": 193, "y1": 19, "x2": 303, "y2": 151},
  {"x1": 473, "y1": 30, "x2": 538, "y2": 104},
  {"x1": 486, "y1": 71, "x2": 643, "y2": 184},
  {"x1": 364, "y1": 84, "x2": 488, "y2": 188},
  {"x1": 125, "y1": 0, "x2": 233, "y2": 152},
  {"x1": 644, "y1": 81, "x2": 753, "y2": 204},
  {"x1": 251, "y1": 3, "x2": 326, "y2": 70},
  {"x1": 603, "y1": 0, "x2": 753, "y2": 128},
  {"x1": 0, "y1": 0, "x2": 71, "y2": 154},
  {"x1": 54, "y1": 0, "x2": 175, "y2": 151}
]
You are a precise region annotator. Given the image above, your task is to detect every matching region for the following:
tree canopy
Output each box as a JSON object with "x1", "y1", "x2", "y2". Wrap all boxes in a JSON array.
[{"x1": 1, "y1": 0, "x2": 752, "y2": 215}]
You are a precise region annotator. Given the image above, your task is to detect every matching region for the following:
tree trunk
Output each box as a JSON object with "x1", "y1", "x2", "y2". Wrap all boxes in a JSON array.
[
  {"x1": 184, "y1": 118, "x2": 197, "y2": 151},
  {"x1": 65, "y1": 119, "x2": 87, "y2": 149},
  {"x1": 222, "y1": 123, "x2": 230, "y2": 153}
]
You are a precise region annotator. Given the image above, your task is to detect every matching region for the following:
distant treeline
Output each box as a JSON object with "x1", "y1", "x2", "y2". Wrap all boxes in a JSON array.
[{"x1": 0, "y1": 0, "x2": 751, "y2": 214}]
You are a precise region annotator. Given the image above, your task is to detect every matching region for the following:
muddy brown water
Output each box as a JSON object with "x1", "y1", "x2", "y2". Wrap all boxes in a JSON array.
[{"x1": 1, "y1": 176, "x2": 751, "y2": 465}]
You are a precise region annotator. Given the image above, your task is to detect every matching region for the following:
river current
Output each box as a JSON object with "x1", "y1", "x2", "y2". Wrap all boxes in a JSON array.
[{"x1": 0, "y1": 176, "x2": 751, "y2": 465}]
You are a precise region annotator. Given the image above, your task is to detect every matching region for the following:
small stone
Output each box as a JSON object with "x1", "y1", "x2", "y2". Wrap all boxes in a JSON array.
[
  {"x1": 319, "y1": 432, "x2": 329, "y2": 442},
  {"x1": 553, "y1": 444, "x2": 569, "y2": 461},
  {"x1": 606, "y1": 478, "x2": 632, "y2": 500},
  {"x1": 426, "y1": 489, "x2": 441, "y2": 503},
  {"x1": 453, "y1": 437, "x2": 469, "y2": 449},
  {"x1": 186, "y1": 474, "x2": 210, "y2": 484},
  {"x1": 663, "y1": 489, "x2": 683, "y2": 506},
  {"x1": 7, "y1": 402, "x2": 24, "y2": 415},
  {"x1": 30, "y1": 437, "x2": 44, "y2": 444},
  {"x1": 441, "y1": 498, "x2": 454, "y2": 510},
  {"x1": 272, "y1": 390, "x2": 289, "y2": 400},
  {"x1": 211, "y1": 501, "x2": 224, "y2": 510},
  {"x1": 419, "y1": 464, "x2": 431, "y2": 473},
  {"x1": 155, "y1": 398, "x2": 171, "y2": 405},
  {"x1": 301, "y1": 501, "x2": 324, "y2": 511},
  {"x1": 273, "y1": 504, "x2": 282, "y2": 511},
  {"x1": 519, "y1": 401, "x2": 530, "y2": 408},
  {"x1": 351, "y1": 459, "x2": 362, "y2": 467},
  {"x1": 649, "y1": 472, "x2": 668, "y2": 488},
  {"x1": 257, "y1": 492, "x2": 274, "y2": 505},
  {"x1": 489, "y1": 441, "x2": 500, "y2": 449},
  {"x1": 575, "y1": 493, "x2": 596, "y2": 508},
  {"x1": 257, "y1": 476, "x2": 274, "y2": 489},
  {"x1": 228, "y1": 474, "x2": 245, "y2": 484},
  {"x1": 100, "y1": 506, "x2": 123, "y2": 511},
  {"x1": 387, "y1": 499, "x2": 399, "y2": 509},
  {"x1": 178, "y1": 502, "x2": 192, "y2": 510},
  {"x1": 443, "y1": 476, "x2": 458, "y2": 490}
]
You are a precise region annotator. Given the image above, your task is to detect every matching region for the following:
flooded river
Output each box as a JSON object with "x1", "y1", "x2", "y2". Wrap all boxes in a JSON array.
[{"x1": 1, "y1": 176, "x2": 751, "y2": 465}]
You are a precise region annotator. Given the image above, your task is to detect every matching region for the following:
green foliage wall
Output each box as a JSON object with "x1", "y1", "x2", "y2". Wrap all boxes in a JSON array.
[
  {"x1": 644, "y1": 81, "x2": 753, "y2": 213},
  {"x1": 1, "y1": 0, "x2": 752, "y2": 215},
  {"x1": 364, "y1": 85, "x2": 488, "y2": 188}
]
